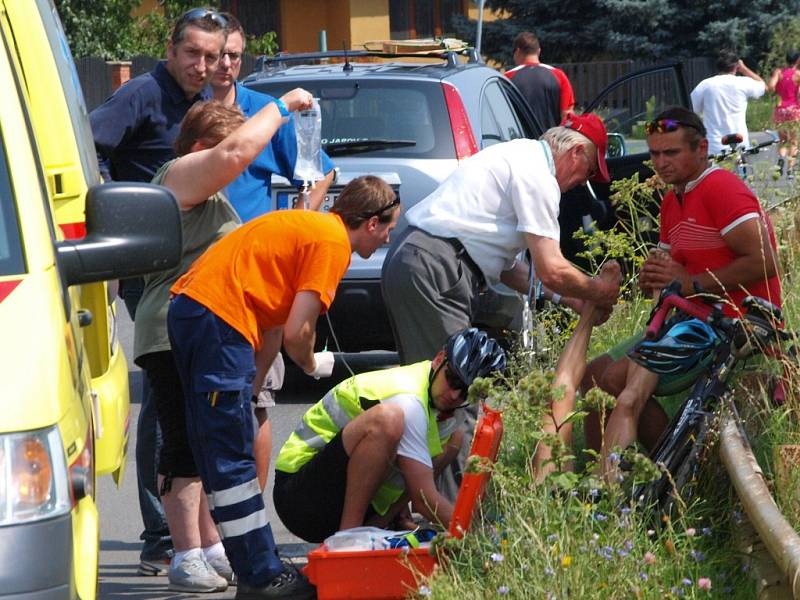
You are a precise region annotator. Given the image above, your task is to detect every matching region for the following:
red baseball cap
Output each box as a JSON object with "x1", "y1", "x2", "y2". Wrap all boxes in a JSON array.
[{"x1": 560, "y1": 112, "x2": 610, "y2": 183}]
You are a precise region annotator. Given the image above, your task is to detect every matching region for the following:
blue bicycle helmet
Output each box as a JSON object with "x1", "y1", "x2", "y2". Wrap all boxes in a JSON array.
[
  {"x1": 628, "y1": 319, "x2": 719, "y2": 375},
  {"x1": 445, "y1": 328, "x2": 507, "y2": 386}
]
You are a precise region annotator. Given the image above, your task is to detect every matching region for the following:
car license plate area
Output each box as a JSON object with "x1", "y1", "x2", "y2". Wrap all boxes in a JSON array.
[{"x1": 275, "y1": 189, "x2": 339, "y2": 212}]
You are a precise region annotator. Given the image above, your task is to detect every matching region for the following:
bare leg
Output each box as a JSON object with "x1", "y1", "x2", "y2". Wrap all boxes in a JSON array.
[
  {"x1": 253, "y1": 408, "x2": 271, "y2": 492},
  {"x1": 533, "y1": 261, "x2": 621, "y2": 482},
  {"x1": 601, "y1": 360, "x2": 658, "y2": 480},
  {"x1": 339, "y1": 404, "x2": 404, "y2": 530},
  {"x1": 159, "y1": 475, "x2": 202, "y2": 551},
  {"x1": 198, "y1": 491, "x2": 221, "y2": 547}
]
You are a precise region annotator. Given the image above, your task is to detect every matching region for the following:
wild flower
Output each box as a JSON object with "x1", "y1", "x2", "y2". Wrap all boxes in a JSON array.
[
  {"x1": 594, "y1": 512, "x2": 608, "y2": 522},
  {"x1": 561, "y1": 555, "x2": 572, "y2": 568},
  {"x1": 544, "y1": 566, "x2": 554, "y2": 577},
  {"x1": 685, "y1": 528, "x2": 696, "y2": 537},
  {"x1": 697, "y1": 578, "x2": 712, "y2": 591},
  {"x1": 690, "y1": 550, "x2": 706, "y2": 562},
  {"x1": 497, "y1": 585, "x2": 510, "y2": 595},
  {"x1": 701, "y1": 527, "x2": 712, "y2": 537},
  {"x1": 490, "y1": 553, "x2": 504, "y2": 563},
  {"x1": 547, "y1": 534, "x2": 558, "y2": 543},
  {"x1": 644, "y1": 551, "x2": 656, "y2": 565},
  {"x1": 682, "y1": 578, "x2": 693, "y2": 586},
  {"x1": 419, "y1": 585, "x2": 432, "y2": 596},
  {"x1": 639, "y1": 572, "x2": 648, "y2": 581},
  {"x1": 647, "y1": 529, "x2": 655, "y2": 537}
]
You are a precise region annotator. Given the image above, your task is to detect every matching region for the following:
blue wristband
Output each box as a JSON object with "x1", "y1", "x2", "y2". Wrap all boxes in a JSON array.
[{"x1": 274, "y1": 98, "x2": 290, "y2": 118}]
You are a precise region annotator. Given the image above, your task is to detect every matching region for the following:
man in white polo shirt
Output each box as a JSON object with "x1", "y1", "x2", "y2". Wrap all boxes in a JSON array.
[
  {"x1": 691, "y1": 49, "x2": 765, "y2": 156},
  {"x1": 382, "y1": 113, "x2": 619, "y2": 365}
]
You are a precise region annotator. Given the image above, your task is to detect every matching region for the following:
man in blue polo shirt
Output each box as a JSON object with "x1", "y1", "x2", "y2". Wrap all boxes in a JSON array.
[
  {"x1": 211, "y1": 13, "x2": 335, "y2": 220},
  {"x1": 210, "y1": 13, "x2": 336, "y2": 495},
  {"x1": 89, "y1": 7, "x2": 228, "y2": 579}
]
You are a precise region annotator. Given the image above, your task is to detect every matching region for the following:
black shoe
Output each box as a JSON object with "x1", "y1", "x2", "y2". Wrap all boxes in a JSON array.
[{"x1": 236, "y1": 567, "x2": 316, "y2": 600}]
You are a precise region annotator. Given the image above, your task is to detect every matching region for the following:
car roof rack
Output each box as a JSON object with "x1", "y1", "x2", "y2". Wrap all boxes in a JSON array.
[{"x1": 255, "y1": 45, "x2": 482, "y2": 73}]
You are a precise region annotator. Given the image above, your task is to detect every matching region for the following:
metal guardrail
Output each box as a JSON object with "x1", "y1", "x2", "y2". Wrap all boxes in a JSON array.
[{"x1": 719, "y1": 416, "x2": 800, "y2": 598}]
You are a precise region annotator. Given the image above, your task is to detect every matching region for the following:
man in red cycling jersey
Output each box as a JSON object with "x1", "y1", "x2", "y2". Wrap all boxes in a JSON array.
[{"x1": 582, "y1": 106, "x2": 781, "y2": 478}]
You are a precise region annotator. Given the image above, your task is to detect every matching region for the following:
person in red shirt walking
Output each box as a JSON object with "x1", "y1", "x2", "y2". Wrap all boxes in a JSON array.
[{"x1": 506, "y1": 31, "x2": 575, "y2": 131}]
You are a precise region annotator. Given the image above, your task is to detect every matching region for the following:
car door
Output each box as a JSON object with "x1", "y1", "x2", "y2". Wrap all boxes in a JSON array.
[
  {"x1": 559, "y1": 63, "x2": 690, "y2": 267},
  {"x1": 478, "y1": 76, "x2": 543, "y2": 149}
]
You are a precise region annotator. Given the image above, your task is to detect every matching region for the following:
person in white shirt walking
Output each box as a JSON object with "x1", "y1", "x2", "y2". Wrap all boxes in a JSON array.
[{"x1": 691, "y1": 49, "x2": 765, "y2": 156}]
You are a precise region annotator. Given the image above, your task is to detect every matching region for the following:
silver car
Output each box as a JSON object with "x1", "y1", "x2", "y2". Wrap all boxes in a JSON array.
[{"x1": 242, "y1": 51, "x2": 690, "y2": 354}]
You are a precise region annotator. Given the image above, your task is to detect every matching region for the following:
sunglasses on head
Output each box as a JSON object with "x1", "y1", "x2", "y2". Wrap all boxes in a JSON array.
[
  {"x1": 645, "y1": 118, "x2": 705, "y2": 136},
  {"x1": 177, "y1": 8, "x2": 228, "y2": 29},
  {"x1": 359, "y1": 197, "x2": 400, "y2": 220}
]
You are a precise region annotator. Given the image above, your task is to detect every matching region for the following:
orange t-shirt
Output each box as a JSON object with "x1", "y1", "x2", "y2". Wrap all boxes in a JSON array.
[{"x1": 171, "y1": 211, "x2": 351, "y2": 350}]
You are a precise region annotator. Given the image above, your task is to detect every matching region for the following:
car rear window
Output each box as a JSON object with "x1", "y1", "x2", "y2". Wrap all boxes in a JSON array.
[{"x1": 245, "y1": 78, "x2": 455, "y2": 159}]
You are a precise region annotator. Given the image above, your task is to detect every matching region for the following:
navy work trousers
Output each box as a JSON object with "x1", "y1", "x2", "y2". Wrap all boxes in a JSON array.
[{"x1": 167, "y1": 294, "x2": 283, "y2": 586}]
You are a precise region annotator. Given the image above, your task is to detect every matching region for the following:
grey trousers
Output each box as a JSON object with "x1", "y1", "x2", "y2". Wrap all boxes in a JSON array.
[
  {"x1": 381, "y1": 226, "x2": 485, "y2": 500},
  {"x1": 381, "y1": 226, "x2": 484, "y2": 364}
]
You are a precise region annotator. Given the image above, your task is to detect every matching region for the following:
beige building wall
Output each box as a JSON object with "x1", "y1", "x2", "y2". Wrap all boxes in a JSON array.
[{"x1": 348, "y1": 0, "x2": 390, "y2": 49}]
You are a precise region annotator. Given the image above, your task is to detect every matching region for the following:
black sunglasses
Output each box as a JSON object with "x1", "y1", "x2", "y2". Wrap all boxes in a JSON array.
[
  {"x1": 444, "y1": 363, "x2": 468, "y2": 399},
  {"x1": 177, "y1": 8, "x2": 228, "y2": 29},
  {"x1": 645, "y1": 118, "x2": 706, "y2": 136},
  {"x1": 359, "y1": 197, "x2": 400, "y2": 220}
]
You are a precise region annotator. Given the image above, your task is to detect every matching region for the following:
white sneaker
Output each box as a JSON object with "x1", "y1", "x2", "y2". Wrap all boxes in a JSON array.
[
  {"x1": 207, "y1": 553, "x2": 237, "y2": 586},
  {"x1": 168, "y1": 550, "x2": 228, "y2": 593}
]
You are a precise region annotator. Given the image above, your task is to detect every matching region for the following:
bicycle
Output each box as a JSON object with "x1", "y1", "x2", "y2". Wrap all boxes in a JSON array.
[
  {"x1": 627, "y1": 281, "x2": 792, "y2": 520},
  {"x1": 712, "y1": 130, "x2": 780, "y2": 181}
]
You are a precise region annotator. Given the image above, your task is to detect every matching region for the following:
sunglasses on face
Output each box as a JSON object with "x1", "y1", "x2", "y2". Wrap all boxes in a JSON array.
[
  {"x1": 359, "y1": 197, "x2": 400, "y2": 220},
  {"x1": 178, "y1": 8, "x2": 228, "y2": 29},
  {"x1": 645, "y1": 118, "x2": 705, "y2": 136},
  {"x1": 444, "y1": 363, "x2": 469, "y2": 400}
]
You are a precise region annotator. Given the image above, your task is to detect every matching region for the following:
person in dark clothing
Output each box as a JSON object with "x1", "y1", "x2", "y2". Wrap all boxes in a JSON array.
[
  {"x1": 89, "y1": 6, "x2": 229, "y2": 578},
  {"x1": 505, "y1": 31, "x2": 575, "y2": 131}
]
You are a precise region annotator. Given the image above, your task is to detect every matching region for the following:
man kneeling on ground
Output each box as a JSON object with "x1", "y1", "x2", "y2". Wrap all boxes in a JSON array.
[{"x1": 273, "y1": 329, "x2": 506, "y2": 541}]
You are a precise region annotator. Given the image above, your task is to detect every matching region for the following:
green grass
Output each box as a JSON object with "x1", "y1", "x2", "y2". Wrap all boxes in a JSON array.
[
  {"x1": 747, "y1": 95, "x2": 776, "y2": 132},
  {"x1": 414, "y1": 170, "x2": 800, "y2": 599}
]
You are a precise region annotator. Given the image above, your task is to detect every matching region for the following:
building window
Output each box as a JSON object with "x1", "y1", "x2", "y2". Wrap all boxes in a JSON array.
[{"x1": 389, "y1": 0, "x2": 465, "y2": 39}]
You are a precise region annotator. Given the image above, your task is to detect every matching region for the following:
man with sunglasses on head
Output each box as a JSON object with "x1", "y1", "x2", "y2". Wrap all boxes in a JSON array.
[
  {"x1": 272, "y1": 328, "x2": 506, "y2": 543},
  {"x1": 581, "y1": 106, "x2": 781, "y2": 479},
  {"x1": 89, "y1": 7, "x2": 228, "y2": 577},
  {"x1": 210, "y1": 12, "x2": 337, "y2": 493}
]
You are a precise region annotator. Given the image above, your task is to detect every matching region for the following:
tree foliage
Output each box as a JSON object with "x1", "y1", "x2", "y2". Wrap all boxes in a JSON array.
[
  {"x1": 455, "y1": 0, "x2": 800, "y2": 68},
  {"x1": 55, "y1": 0, "x2": 277, "y2": 60}
]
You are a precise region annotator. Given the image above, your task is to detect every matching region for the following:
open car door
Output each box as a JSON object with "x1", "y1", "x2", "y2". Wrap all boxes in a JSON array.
[{"x1": 559, "y1": 62, "x2": 691, "y2": 266}]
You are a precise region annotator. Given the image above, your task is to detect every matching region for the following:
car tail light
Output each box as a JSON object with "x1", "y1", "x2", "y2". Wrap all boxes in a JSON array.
[{"x1": 442, "y1": 82, "x2": 478, "y2": 160}]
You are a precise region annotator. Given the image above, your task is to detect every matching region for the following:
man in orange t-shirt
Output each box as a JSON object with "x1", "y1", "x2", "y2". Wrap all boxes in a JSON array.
[{"x1": 167, "y1": 175, "x2": 399, "y2": 595}]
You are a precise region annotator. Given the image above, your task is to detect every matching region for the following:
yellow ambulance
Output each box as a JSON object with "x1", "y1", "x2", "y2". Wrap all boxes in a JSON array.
[{"x1": 0, "y1": 0, "x2": 181, "y2": 597}]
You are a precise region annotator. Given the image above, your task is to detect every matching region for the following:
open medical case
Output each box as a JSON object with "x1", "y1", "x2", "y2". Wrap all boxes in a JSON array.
[{"x1": 304, "y1": 405, "x2": 504, "y2": 599}]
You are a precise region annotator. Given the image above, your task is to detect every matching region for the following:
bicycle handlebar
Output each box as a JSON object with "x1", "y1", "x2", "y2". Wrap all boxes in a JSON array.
[
  {"x1": 711, "y1": 130, "x2": 780, "y2": 162},
  {"x1": 645, "y1": 281, "x2": 789, "y2": 350},
  {"x1": 644, "y1": 282, "x2": 716, "y2": 339}
]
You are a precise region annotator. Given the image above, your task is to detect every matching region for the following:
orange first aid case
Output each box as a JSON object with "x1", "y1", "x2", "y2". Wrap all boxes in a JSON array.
[{"x1": 304, "y1": 405, "x2": 504, "y2": 599}]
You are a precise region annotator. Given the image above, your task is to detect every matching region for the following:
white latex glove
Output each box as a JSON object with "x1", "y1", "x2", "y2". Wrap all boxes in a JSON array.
[{"x1": 305, "y1": 351, "x2": 335, "y2": 379}]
